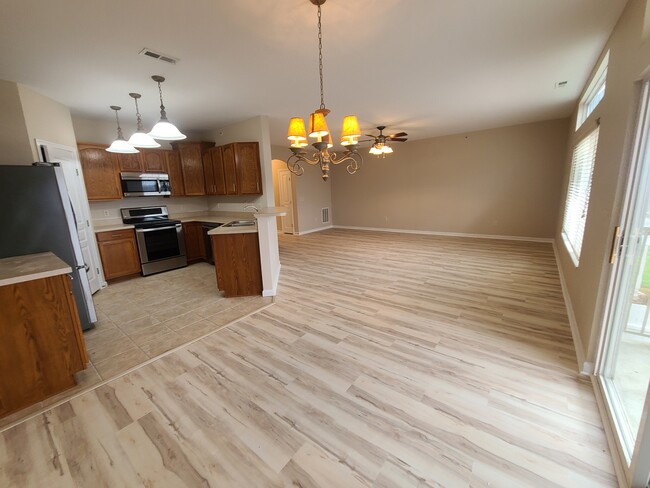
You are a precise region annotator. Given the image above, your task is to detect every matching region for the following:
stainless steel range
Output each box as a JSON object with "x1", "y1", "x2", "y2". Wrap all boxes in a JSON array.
[{"x1": 121, "y1": 206, "x2": 187, "y2": 276}]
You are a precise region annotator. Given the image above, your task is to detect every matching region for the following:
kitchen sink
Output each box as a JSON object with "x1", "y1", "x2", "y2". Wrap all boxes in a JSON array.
[{"x1": 221, "y1": 220, "x2": 257, "y2": 228}]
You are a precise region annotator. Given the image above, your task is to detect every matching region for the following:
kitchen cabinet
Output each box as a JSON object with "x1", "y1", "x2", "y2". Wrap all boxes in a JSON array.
[
  {"x1": 171, "y1": 141, "x2": 215, "y2": 196},
  {"x1": 211, "y1": 232, "x2": 262, "y2": 297},
  {"x1": 221, "y1": 142, "x2": 262, "y2": 195},
  {"x1": 96, "y1": 229, "x2": 141, "y2": 280},
  {"x1": 182, "y1": 222, "x2": 206, "y2": 263},
  {"x1": 165, "y1": 150, "x2": 185, "y2": 196},
  {"x1": 78, "y1": 143, "x2": 122, "y2": 201},
  {"x1": 0, "y1": 272, "x2": 88, "y2": 418},
  {"x1": 118, "y1": 152, "x2": 143, "y2": 172},
  {"x1": 141, "y1": 149, "x2": 166, "y2": 172},
  {"x1": 203, "y1": 147, "x2": 227, "y2": 195}
]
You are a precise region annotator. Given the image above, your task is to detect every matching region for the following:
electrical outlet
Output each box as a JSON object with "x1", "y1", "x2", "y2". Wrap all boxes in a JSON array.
[{"x1": 103, "y1": 210, "x2": 110, "y2": 217}]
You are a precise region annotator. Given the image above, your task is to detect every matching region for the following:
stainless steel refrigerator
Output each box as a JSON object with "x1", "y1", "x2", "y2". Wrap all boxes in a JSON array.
[{"x1": 0, "y1": 164, "x2": 97, "y2": 330}]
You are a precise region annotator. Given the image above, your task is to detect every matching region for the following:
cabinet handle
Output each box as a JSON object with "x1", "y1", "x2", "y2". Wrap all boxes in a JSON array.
[{"x1": 111, "y1": 234, "x2": 123, "y2": 238}]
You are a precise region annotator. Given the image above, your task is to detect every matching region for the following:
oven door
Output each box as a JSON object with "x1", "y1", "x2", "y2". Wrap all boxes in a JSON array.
[{"x1": 135, "y1": 224, "x2": 186, "y2": 264}]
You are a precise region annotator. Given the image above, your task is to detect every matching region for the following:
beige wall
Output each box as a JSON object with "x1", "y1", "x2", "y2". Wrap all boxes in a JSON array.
[
  {"x1": 271, "y1": 145, "x2": 331, "y2": 234},
  {"x1": 331, "y1": 118, "x2": 569, "y2": 238},
  {"x1": 18, "y1": 84, "x2": 77, "y2": 161},
  {"x1": 203, "y1": 116, "x2": 274, "y2": 210},
  {"x1": 0, "y1": 80, "x2": 33, "y2": 164},
  {"x1": 556, "y1": 0, "x2": 650, "y2": 366}
]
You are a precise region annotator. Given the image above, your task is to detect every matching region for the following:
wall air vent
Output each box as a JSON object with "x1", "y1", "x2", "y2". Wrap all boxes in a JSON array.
[
  {"x1": 321, "y1": 207, "x2": 330, "y2": 224},
  {"x1": 139, "y1": 48, "x2": 178, "y2": 65}
]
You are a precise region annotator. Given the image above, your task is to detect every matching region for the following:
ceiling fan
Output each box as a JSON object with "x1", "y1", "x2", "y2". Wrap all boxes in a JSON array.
[{"x1": 360, "y1": 126, "x2": 408, "y2": 156}]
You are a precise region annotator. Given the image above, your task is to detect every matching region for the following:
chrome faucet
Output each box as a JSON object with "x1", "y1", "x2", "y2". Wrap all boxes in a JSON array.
[{"x1": 243, "y1": 204, "x2": 259, "y2": 212}]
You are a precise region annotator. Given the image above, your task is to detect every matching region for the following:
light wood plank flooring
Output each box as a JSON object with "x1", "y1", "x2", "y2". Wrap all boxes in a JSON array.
[{"x1": 0, "y1": 230, "x2": 617, "y2": 487}]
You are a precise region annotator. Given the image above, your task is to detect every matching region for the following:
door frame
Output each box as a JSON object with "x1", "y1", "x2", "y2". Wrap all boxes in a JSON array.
[
  {"x1": 278, "y1": 168, "x2": 295, "y2": 235},
  {"x1": 35, "y1": 139, "x2": 106, "y2": 291}
]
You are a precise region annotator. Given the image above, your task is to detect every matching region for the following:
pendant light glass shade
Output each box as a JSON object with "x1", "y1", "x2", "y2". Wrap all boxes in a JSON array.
[
  {"x1": 128, "y1": 92, "x2": 160, "y2": 148},
  {"x1": 106, "y1": 106, "x2": 139, "y2": 154},
  {"x1": 147, "y1": 75, "x2": 186, "y2": 141},
  {"x1": 107, "y1": 138, "x2": 139, "y2": 153},
  {"x1": 128, "y1": 131, "x2": 161, "y2": 148}
]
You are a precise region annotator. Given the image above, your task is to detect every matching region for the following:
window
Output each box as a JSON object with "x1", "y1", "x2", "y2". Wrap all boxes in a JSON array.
[
  {"x1": 576, "y1": 51, "x2": 609, "y2": 129},
  {"x1": 562, "y1": 128, "x2": 600, "y2": 266}
]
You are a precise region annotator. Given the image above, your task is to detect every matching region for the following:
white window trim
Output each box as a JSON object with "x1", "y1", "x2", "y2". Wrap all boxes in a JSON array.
[
  {"x1": 576, "y1": 51, "x2": 609, "y2": 130},
  {"x1": 561, "y1": 128, "x2": 600, "y2": 266}
]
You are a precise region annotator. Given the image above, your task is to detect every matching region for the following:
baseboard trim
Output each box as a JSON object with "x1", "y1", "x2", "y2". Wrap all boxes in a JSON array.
[
  {"x1": 552, "y1": 240, "x2": 590, "y2": 375},
  {"x1": 297, "y1": 225, "x2": 334, "y2": 236},
  {"x1": 332, "y1": 225, "x2": 554, "y2": 243}
]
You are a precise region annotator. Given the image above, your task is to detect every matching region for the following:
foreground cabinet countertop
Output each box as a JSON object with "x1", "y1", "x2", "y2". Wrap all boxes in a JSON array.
[
  {"x1": 0, "y1": 252, "x2": 88, "y2": 418},
  {"x1": 0, "y1": 252, "x2": 72, "y2": 287}
]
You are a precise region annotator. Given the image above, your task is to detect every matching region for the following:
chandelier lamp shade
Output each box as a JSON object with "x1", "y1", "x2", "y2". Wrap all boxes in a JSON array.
[
  {"x1": 127, "y1": 93, "x2": 160, "y2": 148},
  {"x1": 286, "y1": 0, "x2": 363, "y2": 181},
  {"x1": 147, "y1": 75, "x2": 186, "y2": 141},
  {"x1": 106, "y1": 106, "x2": 139, "y2": 154}
]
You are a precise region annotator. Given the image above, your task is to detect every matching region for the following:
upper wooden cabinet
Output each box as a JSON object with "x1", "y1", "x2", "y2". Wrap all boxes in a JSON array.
[
  {"x1": 117, "y1": 152, "x2": 143, "y2": 172},
  {"x1": 165, "y1": 150, "x2": 185, "y2": 197},
  {"x1": 220, "y1": 142, "x2": 262, "y2": 195},
  {"x1": 78, "y1": 143, "x2": 122, "y2": 201},
  {"x1": 204, "y1": 147, "x2": 228, "y2": 195},
  {"x1": 141, "y1": 149, "x2": 166, "y2": 172},
  {"x1": 171, "y1": 141, "x2": 215, "y2": 196}
]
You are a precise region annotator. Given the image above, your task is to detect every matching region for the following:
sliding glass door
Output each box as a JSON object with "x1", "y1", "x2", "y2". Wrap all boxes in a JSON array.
[{"x1": 598, "y1": 81, "x2": 650, "y2": 487}]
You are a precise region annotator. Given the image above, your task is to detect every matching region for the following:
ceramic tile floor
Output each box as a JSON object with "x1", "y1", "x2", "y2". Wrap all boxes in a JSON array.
[{"x1": 0, "y1": 262, "x2": 272, "y2": 430}]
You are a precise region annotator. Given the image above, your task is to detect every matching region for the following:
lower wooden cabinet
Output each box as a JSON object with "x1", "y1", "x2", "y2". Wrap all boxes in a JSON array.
[
  {"x1": 0, "y1": 273, "x2": 88, "y2": 418},
  {"x1": 96, "y1": 229, "x2": 141, "y2": 280},
  {"x1": 211, "y1": 232, "x2": 262, "y2": 297},
  {"x1": 182, "y1": 222, "x2": 206, "y2": 263}
]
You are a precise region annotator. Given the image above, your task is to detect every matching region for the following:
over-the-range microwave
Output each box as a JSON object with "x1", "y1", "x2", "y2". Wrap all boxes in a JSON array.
[{"x1": 120, "y1": 172, "x2": 171, "y2": 197}]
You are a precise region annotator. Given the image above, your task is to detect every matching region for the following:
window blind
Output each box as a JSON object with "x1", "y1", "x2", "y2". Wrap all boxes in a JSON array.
[{"x1": 562, "y1": 128, "x2": 600, "y2": 265}]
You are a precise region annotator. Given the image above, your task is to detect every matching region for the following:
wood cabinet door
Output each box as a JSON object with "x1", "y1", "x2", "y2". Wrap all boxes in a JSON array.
[
  {"x1": 178, "y1": 144, "x2": 206, "y2": 196},
  {"x1": 183, "y1": 222, "x2": 206, "y2": 262},
  {"x1": 203, "y1": 150, "x2": 216, "y2": 195},
  {"x1": 165, "y1": 150, "x2": 185, "y2": 196},
  {"x1": 234, "y1": 142, "x2": 262, "y2": 195},
  {"x1": 97, "y1": 233, "x2": 141, "y2": 280},
  {"x1": 211, "y1": 233, "x2": 262, "y2": 297},
  {"x1": 211, "y1": 147, "x2": 227, "y2": 195},
  {"x1": 78, "y1": 145, "x2": 122, "y2": 200},
  {"x1": 221, "y1": 143, "x2": 238, "y2": 195},
  {"x1": 118, "y1": 152, "x2": 143, "y2": 172},
  {"x1": 141, "y1": 149, "x2": 165, "y2": 172}
]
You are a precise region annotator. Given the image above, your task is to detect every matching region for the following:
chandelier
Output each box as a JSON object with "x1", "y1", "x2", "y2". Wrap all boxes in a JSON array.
[{"x1": 286, "y1": 0, "x2": 362, "y2": 182}]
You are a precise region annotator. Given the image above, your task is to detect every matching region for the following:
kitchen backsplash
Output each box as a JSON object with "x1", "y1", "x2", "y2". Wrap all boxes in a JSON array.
[{"x1": 90, "y1": 196, "x2": 210, "y2": 226}]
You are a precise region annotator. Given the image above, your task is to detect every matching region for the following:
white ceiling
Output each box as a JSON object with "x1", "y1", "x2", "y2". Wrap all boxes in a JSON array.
[{"x1": 0, "y1": 0, "x2": 627, "y2": 146}]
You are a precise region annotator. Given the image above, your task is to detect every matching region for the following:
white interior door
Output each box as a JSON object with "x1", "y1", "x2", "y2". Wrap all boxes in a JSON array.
[
  {"x1": 279, "y1": 169, "x2": 295, "y2": 234},
  {"x1": 36, "y1": 139, "x2": 104, "y2": 293}
]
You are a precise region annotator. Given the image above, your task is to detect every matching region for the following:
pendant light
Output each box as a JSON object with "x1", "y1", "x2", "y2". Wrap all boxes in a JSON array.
[
  {"x1": 127, "y1": 93, "x2": 160, "y2": 148},
  {"x1": 147, "y1": 75, "x2": 186, "y2": 141},
  {"x1": 106, "y1": 106, "x2": 139, "y2": 154},
  {"x1": 285, "y1": 0, "x2": 362, "y2": 181}
]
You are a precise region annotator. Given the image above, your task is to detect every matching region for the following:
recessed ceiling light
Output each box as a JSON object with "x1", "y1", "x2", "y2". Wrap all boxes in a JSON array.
[{"x1": 139, "y1": 48, "x2": 178, "y2": 65}]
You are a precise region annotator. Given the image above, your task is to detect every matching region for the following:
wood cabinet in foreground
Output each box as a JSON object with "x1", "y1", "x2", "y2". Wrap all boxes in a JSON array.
[
  {"x1": 0, "y1": 274, "x2": 88, "y2": 418},
  {"x1": 96, "y1": 229, "x2": 141, "y2": 280},
  {"x1": 211, "y1": 232, "x2": 262, "y2": 297}
]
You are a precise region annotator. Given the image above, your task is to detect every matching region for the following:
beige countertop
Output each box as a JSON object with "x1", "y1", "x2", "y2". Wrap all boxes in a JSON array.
[
  {"x1": 0, "y1": 252, "x2": 72, "y2": 287},
  {"x1": 94, "y1": 223, "x2": 135, "y2": 233},
  {"x1": 207, "y1": 223, "x2": 257, "y2": 236}
]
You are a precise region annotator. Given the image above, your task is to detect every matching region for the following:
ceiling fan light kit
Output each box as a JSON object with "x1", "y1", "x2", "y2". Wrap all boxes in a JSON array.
[
  {"x1": 286, "y1": 0, "x2": 362, "y2": 181},
  {"x1": 365, "y1": 125, "x2": 408, "y2": 158}
]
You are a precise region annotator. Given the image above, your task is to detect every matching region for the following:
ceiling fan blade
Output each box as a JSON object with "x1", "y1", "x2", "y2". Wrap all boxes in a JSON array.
[
  {"x1": 388, "y1": 132, "x2": 408, "y2": 138},
  {"x1": 388, "y1": 138, "x2": 408, "y2": 142},
  {"x1": 365, "y1": 134, "x2": 379, "y2": 138},
  {"x1": 357, "y1": 139, "x2": 375, "y2": 143}
]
